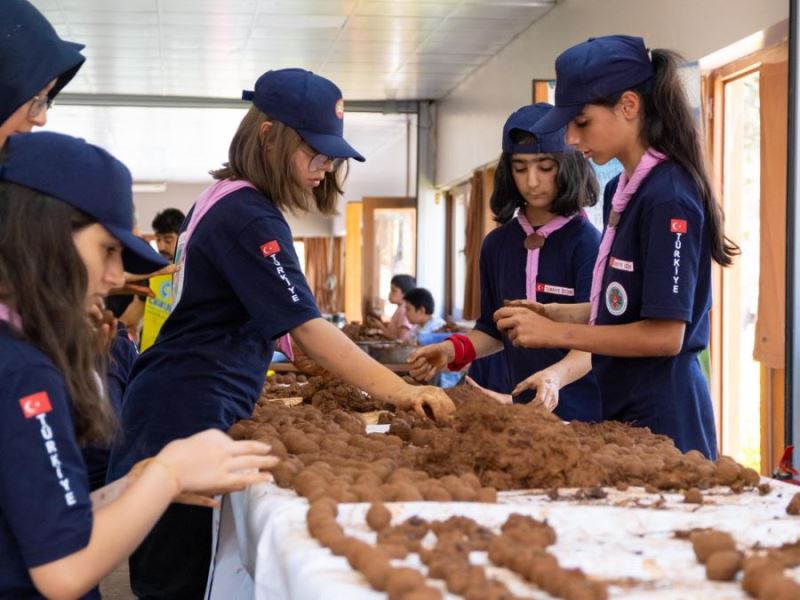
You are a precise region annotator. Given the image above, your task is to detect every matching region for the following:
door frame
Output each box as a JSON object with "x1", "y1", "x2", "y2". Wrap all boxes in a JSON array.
[{"x1": 361, "y1": 196, "x2": 416, "y2": 318}]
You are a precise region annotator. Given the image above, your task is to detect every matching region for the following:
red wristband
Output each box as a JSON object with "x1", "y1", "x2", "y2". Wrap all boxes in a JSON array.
[{"x1": 447, "y1": 333, "x2": 476, "y2": 371}]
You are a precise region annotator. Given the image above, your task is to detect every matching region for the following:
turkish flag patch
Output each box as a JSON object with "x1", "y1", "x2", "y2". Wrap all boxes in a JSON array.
[
  {"x1": 260, "y1": 240, "x2": 281, "y2": 258},
  {"x1": 670, "y1": 219, "x2": 688, "y2": 234},
  {"x1": 19, "y1": 391, "x2": 53, "y2": 419}
]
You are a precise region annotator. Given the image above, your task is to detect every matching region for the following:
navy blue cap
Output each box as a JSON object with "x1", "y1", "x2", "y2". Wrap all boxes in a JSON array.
[
  {"x1": 0, "y1": 0, "x2": 86, "y2": 125},
  {"x1": 502, "y1": 103, "x2": 567, "y2": 154},
  {"x1": 0, "y1": 132, "x2": 168, "y2": 274},
  {"x1": 533, "y1": 35, "x2": 654, "y2": 134},
  {"x1": 242, "y1": 68, "x2": 365, "y2": 162}
]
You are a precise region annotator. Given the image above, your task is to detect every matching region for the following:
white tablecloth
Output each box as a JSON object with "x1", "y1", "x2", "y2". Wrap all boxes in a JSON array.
[{"x1": 207, "y1": 476, "x2": 800, "y2": 599}]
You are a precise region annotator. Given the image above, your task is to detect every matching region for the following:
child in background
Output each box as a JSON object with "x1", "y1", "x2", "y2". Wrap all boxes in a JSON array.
[
  {"x1": 404, "y1": 288, "x2": 446, "y2": 337},
  {"x1": 386, "y1": 274, "x2": 416, "y2": 341},
  {"x1": 364, "y1": 274, "x2": 416, "y2": 341}
]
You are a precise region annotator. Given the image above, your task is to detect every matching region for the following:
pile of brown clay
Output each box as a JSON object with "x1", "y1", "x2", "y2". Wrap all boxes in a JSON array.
[
  {"x1": 261, "y1": 375, "x2": 389, "y2": 413},
  {"x1": 342, "y1": 322, "x2": 392, "y2": 342},
  {"x1": 232, "y1": 384, "x2": 761, "y2": 503},
  {"x1": 299, "y1": 376, "x2": 387, "y2": 413},
  {"x1": 265, "y1": 372, "x2": 308, "y2": 386},
  {"x1": 229, "y1": 400, "x2": 498, "y2": 503},
  {"x1": 683, "y1": 529, "x2": 800, "y2": 595},
  {"x1": 260, "y1": 381, "x2": 307, "y2": 401},
  {"x1": 390, "y1": 385, "x2": 761, "y2": 492}
]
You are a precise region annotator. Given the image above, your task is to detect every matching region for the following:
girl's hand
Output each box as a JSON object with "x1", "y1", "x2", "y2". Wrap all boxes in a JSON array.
[
  {"x1": 464, "y1": 376, "x2": 512, "y2": 405},
  {"x1": 493, "y1": 306, "x2": 560, "y2": 348},
  {"x1": 88, "y1": 299, "x2": 116, "y2": 354},
  {"x1": 394, "y1": 385, "x2": 456, "y2": 422},
  {"x1": 503, "y1": 299, "x2": 549, "y2": 317},
  {"x1": 127, "y1": 459, "x2": 220, "y2": 508},
  {"x1": 155, "y1": 430, "x2": 277, "y2": 497},
  {"x1": 512, "y1": 369, "x2": 561, "y2": 412},
  {"x1": 407, "y1": 341, "x2": 455, "y2": 382}
]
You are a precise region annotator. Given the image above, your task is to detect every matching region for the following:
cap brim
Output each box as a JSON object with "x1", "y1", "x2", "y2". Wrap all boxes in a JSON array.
[
  {"x1": 296, "y1": 130, "x2": 365, "y2": 162},
  {"x1": 106, "y1": 224, "x2": 170, "y2": 275},
  {"x1": 530, "y1": 104, "x2": 584, "y2": 135}
]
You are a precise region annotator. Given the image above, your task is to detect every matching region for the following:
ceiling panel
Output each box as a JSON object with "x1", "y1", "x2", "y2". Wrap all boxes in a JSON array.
[
  {"x1": 42, "y1": 105, "x2": 413, "y2": 184},
  {"x1": 162, "y1": 0, "x2": 258, "y2": 12},
  {"x1": 30, "y1": 0, "x2": 555, "y2": 101},
  {"x1": 353, "y1": 2, "x2": 456, "y2": 18}
]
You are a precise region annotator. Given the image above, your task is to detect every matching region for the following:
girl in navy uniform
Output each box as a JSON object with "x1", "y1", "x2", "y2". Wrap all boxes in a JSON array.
[
  {"x1": 496, "y1": 36, "x2": 739, "y2": 458},
  {"x1": 0, "y1": 0, "x2": 85, "y2": 148},
  {"x1": 0, "y1": 132, "x2": 275, "y2": 600},
  {"x1": 409, "y1": 103, "x2": 602, "y2": 422},
  {"x1": 109, "y1": 68, "x2": 455, "y2": 598}
]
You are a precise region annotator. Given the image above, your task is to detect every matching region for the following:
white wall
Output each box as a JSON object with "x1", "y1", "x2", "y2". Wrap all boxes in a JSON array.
[
  {"x1": 436, "y1": 0, "x2": 790, "y2": 187},
  {"x1": 133, "y1": 112, "x2": 416, "y2": 239},
  {"x1": 332, "y1": 114, "x2": 417, "y2": 236},
  {"x1": 134, "y1": 181, "x2": 335, "y2": 238},
  {"x1": 416, "y1": 102, "x2": 447, "y2": 317}
]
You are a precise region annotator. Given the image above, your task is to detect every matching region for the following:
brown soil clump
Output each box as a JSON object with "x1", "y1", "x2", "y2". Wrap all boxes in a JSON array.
[
  {"x1": 342, "y1": 322, "x2": 392, "y2": 342},
  {"x1": 366, "y1": 502, "x2": 392, "y2": 532},
  {"x1": 705, "y1": 550, "x2": 743, "y2": 581},
  {"x1": 684, "y1": 488, "x2": 703, "y2": 504},
  {"x1": 690, "y1": 530, "x2": 736, "y2": 564},
  {"x1": 785, "y1": 492, "x2": 800, "y2": 515},
  {"x1": 233, "y1": 384, "x2": 761, "y2": 503}
]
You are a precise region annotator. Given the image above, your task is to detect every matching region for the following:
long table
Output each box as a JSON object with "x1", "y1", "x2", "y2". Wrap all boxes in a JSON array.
[{"x1": 207, "y1": 473, "x2": 800, "y2": 599}]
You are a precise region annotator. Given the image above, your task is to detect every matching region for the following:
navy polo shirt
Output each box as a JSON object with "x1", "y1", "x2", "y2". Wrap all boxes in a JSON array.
[
  {"x1": 0, "y1": 324, "x2": 98, "y2": 599},
  {"x1": 475, "y1": 216, "x2": 602, "y2": 422},
  {"x1": 593, "y1": 161, "x2": 717, "y2": 458},
  {"x1": 82, "y1": 324, "x2": 137, "y2": 490},
  {"x1": 108, "y1": 187, "x2": 320, "y2": 480}
]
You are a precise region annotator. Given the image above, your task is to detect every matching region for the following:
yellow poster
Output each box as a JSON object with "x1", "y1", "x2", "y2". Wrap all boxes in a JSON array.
[{"x1": 140, "y1": 273, "x2": 173, "y2": 351}]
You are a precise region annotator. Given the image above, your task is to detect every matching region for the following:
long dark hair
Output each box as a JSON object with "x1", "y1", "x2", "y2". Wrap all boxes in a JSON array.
[
  {"x1": 491, "y1": 135, "x2": 598, "y2": 224},
  {"x1": 0, "y1": 183, "x2": 114, "y2": 445},
  {"x1": 592, "y1": 49, "x2": 739, "y2": 266},
  {"x1": 211, "y1": 106, "x2": 346, "y2": 215}
]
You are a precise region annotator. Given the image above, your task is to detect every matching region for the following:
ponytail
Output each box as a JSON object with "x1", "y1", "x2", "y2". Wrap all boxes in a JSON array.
[{"x1": 595, "y1": 49, "x2": 740, "y2": 266}]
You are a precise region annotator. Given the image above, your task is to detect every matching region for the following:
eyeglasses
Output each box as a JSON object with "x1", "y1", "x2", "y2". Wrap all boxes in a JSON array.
[
  {"x1": 300, "y1": 146, "x2": 345, "y2": 172},
  {"x1": 28, "y1": 95, "x2": 53, "y2": 120}
]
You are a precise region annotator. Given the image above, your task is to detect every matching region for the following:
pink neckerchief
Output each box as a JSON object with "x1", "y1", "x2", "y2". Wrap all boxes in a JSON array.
[
  {"x1": 516, "y1": 212, "x2": 576, "y2": 301},
  {"x1": 589, "y1": 149, "x2": 667, "y2": 324},
  {"x1": 0, "y1": 302, "x2": 22, "y2": 329},
  {"x1": 170, "y1": 179, "x2": 296, "y2": 361}
]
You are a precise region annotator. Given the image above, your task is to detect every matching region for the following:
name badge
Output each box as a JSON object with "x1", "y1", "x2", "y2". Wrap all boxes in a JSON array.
[
  {"x1": 536, "y1": 282, "x2": 575, "y2": 297},
  {"x1": 609, "y1": 257, "x2": 634, "y2": 272}
]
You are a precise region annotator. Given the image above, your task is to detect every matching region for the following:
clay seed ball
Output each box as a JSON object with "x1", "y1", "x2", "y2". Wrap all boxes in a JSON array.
[
  {"x1": 366, "y1": 502, "x2": 392, "y2": 532},
  {"x1": 705, "y1": 550, "x2": 743, "y2": 581},
  {"x1": 690, "y1": 530, "x2": 736, "y2": 564},
  {"x1": 386, "y1": 567, "x2": 426, "y2": 600},
  {"x1": 786, "y1": 492, "x2": 800, "y2": 515},
  {"x1": 683, "y1": 488, "x2": 703, "y2": 505}
]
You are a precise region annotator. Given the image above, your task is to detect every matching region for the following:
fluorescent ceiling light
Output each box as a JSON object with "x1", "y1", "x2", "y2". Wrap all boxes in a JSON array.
[{"x1": 258, "y1": 15, "x2": 347, "y2": 29}]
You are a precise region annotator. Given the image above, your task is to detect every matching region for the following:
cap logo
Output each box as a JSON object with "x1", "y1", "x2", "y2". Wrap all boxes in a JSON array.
[{"x1": 335, "y1": 98, "x2": 344, "y2": 120}]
